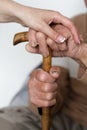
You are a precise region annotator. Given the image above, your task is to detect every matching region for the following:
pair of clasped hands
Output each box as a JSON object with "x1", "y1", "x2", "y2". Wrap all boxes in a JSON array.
[{"x1": 26, "y1": 21, "x2": 86, "y2": 109}]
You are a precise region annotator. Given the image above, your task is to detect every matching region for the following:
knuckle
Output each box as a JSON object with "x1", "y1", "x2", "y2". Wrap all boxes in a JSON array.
[
  {"x1": 44, "y1": 83, "x2": 51, "y2": 92},
  {"x1": 38, "y1": 21, "x2": 43, "y2": 31},
  {"x1": 44, "y1": 99, "x2": 55, "y2": 107},
  {"x1": 35, "y1": 21, "x2": 41, "y2": 29},
  {"x1": 46, "y1": 93, "x2": 53, "y2": 100},
  {"x1": 36, "y1": 32, "x2": 45, "y2": 39},
  {"x1": 66, "y1": 20, "x2": 74, "y2": 27},
  {"x1": 30, "y1": 97, "x2": 40, "y2": 107},
  {"x1": 39, "y1": 73, "x2": 47, "y2": 82},
  {"x1": 47, "y1": 38, "x2": 53, "y2": 45},
  {"x1": 52, "y1": 11, "x2": 59, "y2": 17},
  {"x1": 44, "y1": 101, "x2": 50, "y2": 107},
  {"x1": 36, "y1": 22, "x2": 44, "y2": 32},
  {"x1": 36, "y1": 69, "x2": 44, "y2": 80}
]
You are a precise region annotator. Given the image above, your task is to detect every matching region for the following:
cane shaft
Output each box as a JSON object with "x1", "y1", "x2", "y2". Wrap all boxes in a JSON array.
[
  {"x1": 42, "y1": 48, "x2": 52, "y2": 130},
  {"x1": 42, "y1": 107, "x2": 51, "y2": 130},
  {"x1": 43, "y1": 48, "x2": 51, "y2": 72}
]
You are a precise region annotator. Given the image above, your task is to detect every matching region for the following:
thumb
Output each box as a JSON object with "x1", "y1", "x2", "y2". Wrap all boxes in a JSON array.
[{"x1": 50, "y1": 66, "x2": 61, "y2": 78}]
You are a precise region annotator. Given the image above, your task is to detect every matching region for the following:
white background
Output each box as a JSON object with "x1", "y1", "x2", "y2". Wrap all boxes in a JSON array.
[{"x1": 0, "y1": 0, "x2": 86, "y2": 108}]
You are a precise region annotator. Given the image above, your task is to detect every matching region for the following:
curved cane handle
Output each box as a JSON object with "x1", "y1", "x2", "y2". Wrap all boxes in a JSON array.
[
  {"x1": 13, "y1": 31, "x2": 52, "y2": 130},
  {"x1": 13, "y1": 31, "x2": 28, "y2": 45}
]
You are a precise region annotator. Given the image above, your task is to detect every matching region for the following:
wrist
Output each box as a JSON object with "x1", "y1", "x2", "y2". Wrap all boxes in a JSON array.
[
  {"x1": 11, "y1": 1, "x2": 32, "y2": 26},
  {"x1": 0, "y1": 0, "x2": 18, "y2": 22},
  {"x1": 6, "y1": 0, "x2": 26, "y2": 23},
  {"x1": 0, "y1": 0, "x2": 28, "y2": 23}
]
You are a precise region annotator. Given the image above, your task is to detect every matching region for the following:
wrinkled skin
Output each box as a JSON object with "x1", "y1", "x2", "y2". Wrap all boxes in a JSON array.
[
  {"x1": 26, "y1": 24, "x2": 85, "y2": 64},
  {"x1": 29, "y1": 66, "x2": 60, "y2": 107},
  {"x1": 28, "y1": 24, "x2": 87, "y2": 107},
  {"x1": 26, "y1": 25, "x2": 80, "y2": 57}
]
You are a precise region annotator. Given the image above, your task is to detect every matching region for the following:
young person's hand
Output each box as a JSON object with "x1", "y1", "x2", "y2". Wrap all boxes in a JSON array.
[{"x1": 0, "y1": 1, "x2": 80, "y2": 44}]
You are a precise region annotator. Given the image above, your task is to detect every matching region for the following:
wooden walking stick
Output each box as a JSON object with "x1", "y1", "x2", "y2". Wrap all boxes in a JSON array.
[{"x1": 13, "y1": 31, "x2": 52, "y2": 130}]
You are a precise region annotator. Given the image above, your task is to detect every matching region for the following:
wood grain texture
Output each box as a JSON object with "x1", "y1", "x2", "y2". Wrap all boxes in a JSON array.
[{"x1": 13, "y1": 32, "x2": 52, "y2": 130}]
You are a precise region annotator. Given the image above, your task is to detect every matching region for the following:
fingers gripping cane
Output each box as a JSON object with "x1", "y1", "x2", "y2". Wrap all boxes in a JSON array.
[{"x1": 13, "y1": 32, "x2": 52, "y2": 130}]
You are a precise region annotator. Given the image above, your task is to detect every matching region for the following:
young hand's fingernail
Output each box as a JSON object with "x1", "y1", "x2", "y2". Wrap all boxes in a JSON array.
[{"x1": 56, "y1": 35, "x2": 66, "y2": 43}]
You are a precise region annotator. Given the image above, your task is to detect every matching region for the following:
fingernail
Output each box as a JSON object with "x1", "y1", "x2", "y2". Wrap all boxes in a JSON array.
[
  {"x1": 51, "y1": 71, "x2": 59, "y2": 77},
  {"x1": 29, "y1": 42, "x2": 38, "y2": 47},
  {"x1": 56, "y1": 35, "x2": 66, "y2": 43}
]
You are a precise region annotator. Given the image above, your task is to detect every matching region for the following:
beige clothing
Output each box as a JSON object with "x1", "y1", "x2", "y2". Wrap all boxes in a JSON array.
[
  {"x1": 72, "y1": 13, "x2": 87, "y2": 43},
  {"x1": 1, "y1": 106, "x2": 87, "y2": 130},
  {"x1": 62, "y1": 13, "x2": 87, "y2": 126}
]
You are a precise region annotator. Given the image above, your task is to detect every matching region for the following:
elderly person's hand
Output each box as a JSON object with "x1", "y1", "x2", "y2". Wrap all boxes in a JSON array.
[
  {"x1": 26, "y1": 24, "x2": 87, "y2": 67},
  {"x1": 29, "y1": 66, "x2": 60, "y2": 107}
]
